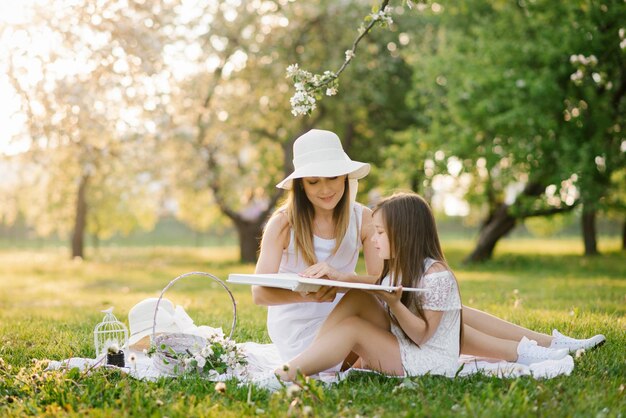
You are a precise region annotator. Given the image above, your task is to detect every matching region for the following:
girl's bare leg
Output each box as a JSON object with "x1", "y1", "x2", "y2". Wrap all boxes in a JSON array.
[
  {"x1": 461, "y1": 324, "x2": 519, "y2": 361},
  {"x1": 315, "y1": 289, "x2": 390, "y2": 337},
  {"x1": 277, "y1": 316, "x2": 404, "y2": 380},
  {"x1": 313, "y1": 290, "x2": 390, "y2": 369},
  {"x1": 462, "y1": 306, "x2": 553, "y2": 347}
]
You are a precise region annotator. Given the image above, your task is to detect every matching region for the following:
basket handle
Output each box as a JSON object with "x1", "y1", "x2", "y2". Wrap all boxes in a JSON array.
[{"x1": 151, "y1": 272, "x2": 237, "y2": 341}]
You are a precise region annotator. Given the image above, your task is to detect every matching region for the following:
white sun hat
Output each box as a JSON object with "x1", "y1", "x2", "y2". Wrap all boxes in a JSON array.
[
  {"x1": 127, "y1": 298, "x2": 222, "y2": 350},
  {"x1": 276, "y1": 129, "x2": 370, "y2": 190}
]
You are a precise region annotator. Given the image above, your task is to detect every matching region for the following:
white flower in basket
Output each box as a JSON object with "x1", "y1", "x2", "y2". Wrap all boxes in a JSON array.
[
  {"x1": 145, "y1": 272, "x2": 247, "y2": 378},
  {"x1": 148, "y1": 331, "x2": 247, "y2": 377}
]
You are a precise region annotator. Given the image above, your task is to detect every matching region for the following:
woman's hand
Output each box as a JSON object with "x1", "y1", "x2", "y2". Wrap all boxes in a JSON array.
[
  {"x1": 298, "y1": 286, "x2": 338, "y2": 303},
  {"x1": 299, "y1": 262, "x2": 352, "y2": 281},
  {"x1": 364, "y1": 286, "x2": 403, "y2": 308}
]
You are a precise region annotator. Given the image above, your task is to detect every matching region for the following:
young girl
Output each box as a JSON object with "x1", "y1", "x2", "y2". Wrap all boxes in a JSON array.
[
  {"x1": 253, "y1": 129, "x2": 604, "y2": 376},
  {"x1": 251, "y1": 192, "x2": 462, "y2": 386}
]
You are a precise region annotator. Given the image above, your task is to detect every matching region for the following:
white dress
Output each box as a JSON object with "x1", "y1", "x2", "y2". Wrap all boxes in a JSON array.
[
  {"x1": 266, "y1": 203, "x2": 364, "y2": 367},
  {"x1": 382, "y1": 258, "x2": 462, "y2": 377}
]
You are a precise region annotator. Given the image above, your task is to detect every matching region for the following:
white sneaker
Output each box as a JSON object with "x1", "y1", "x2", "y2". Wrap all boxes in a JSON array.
[
  {"x1": 549, "y1": 329, "x2": 606, "y2": 353},
  {"x1": 516, "y1": 336, "x2": 569, "y2": 365},
  {"x1": 250, "y1": 372, "x2": 284, "y2": 392},
  {"x1": 529, "y1": 355, "x2": 574, "y2": 379}
]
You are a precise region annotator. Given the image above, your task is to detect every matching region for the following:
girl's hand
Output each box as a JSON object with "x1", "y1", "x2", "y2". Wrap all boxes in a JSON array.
[
  {"x1": 299, "y1": 262, "x2": 349, "y2": 281},
  {"x1": 298, "y1": 286, "x2": 338, "y2": 303},
  {"x1": 364, "y1": 286, "x2": 403, "y2": 308}
]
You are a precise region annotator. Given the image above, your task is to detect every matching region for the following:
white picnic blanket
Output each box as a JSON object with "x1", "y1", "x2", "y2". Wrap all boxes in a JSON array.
[{"x1": 46, "y1": 342, "x2": 574, "y2": 381}]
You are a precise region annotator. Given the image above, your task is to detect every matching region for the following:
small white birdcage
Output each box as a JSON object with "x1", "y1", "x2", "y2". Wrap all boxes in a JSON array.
[{"x1": 94, "y1": 307, "x2": 129, "y2": 358}]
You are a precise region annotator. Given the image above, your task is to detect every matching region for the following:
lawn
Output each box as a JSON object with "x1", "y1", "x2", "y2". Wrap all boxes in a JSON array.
[{"x1": 0, "y1": 238, "x2": 624, "y2": 417}]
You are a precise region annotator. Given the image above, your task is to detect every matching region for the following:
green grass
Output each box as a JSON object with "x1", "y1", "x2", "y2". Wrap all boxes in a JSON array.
[{"x1": 0, "y1": 239, "x2": 624, "y2": 417}]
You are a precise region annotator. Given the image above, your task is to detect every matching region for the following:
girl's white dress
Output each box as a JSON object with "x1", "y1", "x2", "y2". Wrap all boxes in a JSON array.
[
  {"x1": 382, "y1": 258, "x2": 462, "y2": 377},
  {"x1": 266, "y1": 203, "x2": 364, "y2": 367}
]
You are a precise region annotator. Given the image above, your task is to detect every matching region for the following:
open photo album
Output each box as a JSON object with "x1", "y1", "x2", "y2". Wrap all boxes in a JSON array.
[{"x1": 227, "y1": 273, "x2": 428, "y2": 293}]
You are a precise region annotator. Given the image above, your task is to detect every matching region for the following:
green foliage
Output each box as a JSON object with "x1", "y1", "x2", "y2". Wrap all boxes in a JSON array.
[
  {"x1": 386, "y1": 0, "x2": 626, "y2": 222},
  {"x1": 0, "y1": 241, "x2": 624, "y2": 416}
]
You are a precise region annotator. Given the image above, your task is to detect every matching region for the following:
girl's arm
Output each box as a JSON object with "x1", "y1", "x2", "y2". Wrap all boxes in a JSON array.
[
  {"x1": 252, "y1": 212, "x2": 335, "y2": 305},
  {"x1": 387, "y1": 299, "x2": 444, "y2": 346},
  {"x1": 367, "y1": 263, "x2": 451, "y2": 345},
  {"x1": 360, "y1": 206, "x2": 383, "y2": 280}
]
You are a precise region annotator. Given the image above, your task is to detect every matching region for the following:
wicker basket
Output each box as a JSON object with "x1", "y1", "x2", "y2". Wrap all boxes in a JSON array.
[{"x1": 150, "y1": 272, "x2": 237, "y2": 376}]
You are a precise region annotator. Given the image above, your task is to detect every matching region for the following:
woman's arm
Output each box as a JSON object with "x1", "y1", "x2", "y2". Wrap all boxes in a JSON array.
[
  {"x1": 298, "y1": 206, "x2": 382, "y2": 284},
  {"x1": 252, "y1": 212, "x2": 335, "y2": 305}
]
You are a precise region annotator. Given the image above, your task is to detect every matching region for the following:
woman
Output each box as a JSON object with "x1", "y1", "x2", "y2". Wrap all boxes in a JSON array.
[{"x1": 252, "y1": 129, "x2": 604, "y2": 370}]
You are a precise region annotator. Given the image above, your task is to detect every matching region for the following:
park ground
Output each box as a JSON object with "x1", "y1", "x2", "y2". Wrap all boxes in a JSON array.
[{"x1": 0, "y1": 238, "x2": 624, "y2": 417}]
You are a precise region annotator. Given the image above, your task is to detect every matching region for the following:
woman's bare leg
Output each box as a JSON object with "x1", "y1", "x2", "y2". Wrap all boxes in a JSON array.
[
  {"x1": 277, "y1": 316, "x2": 403, "y2": 380},
  {"x1": 461, "y1": 324, "x2": 519, "y2": 361},
  {"x1": 462, "y1": 306, "x2": 553, "y2": 347}
]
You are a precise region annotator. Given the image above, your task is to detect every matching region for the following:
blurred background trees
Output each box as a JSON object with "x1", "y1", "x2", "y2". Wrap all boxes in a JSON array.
[
  {"x1": 385, "y1": 0, "x2": 625, "y2": 261},
  {"x1": 0, "y1": 0, "x2": 624, "y2": 262}
]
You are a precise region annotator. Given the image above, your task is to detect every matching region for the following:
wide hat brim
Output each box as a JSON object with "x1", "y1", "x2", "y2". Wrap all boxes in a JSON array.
[{"x1": 276, "y1": 160, "x2": 370, "y2": 190}]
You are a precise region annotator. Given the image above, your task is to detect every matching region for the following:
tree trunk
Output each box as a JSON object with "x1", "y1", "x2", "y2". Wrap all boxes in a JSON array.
[
  {"x1": 234, "y1": 219, "x2": 264, "y2": 263},
  {"x1": 465, "y1": 182, "x2": 548, "y2": 263},
  {"x1": 71, "y1": 175, "x2": 89, "y2": 259},
  {"x1": 464, "y1": 203, "x2": 517, "y2": 263},
  {"x1": 582, "y1": 208, "x2": 598, "y2": 256},
  {"x1": 622, "y1": 218, "x2": 626, "y2": 250}
]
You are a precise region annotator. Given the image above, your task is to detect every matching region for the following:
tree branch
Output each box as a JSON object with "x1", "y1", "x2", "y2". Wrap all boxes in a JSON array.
[
  {"x1": 520, "y1": 201, "x2": 580, "y2": 218},
  {"x1": 332, "y1": 0, "x2": 391, "y2": 83}
]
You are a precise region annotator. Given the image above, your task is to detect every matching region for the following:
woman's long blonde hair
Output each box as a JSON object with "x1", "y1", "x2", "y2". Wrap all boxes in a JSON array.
[{"x1": 280, "y1": 176, "x2": 351, "y2": 266}]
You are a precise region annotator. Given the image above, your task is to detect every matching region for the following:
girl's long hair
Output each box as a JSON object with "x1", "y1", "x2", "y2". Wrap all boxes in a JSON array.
[
  {"x1": 373, "y1": 192, "x2": 456, "y2": 345},
  {"x1": 280, "y1": 176, "x2": 350, "y2": 266}
]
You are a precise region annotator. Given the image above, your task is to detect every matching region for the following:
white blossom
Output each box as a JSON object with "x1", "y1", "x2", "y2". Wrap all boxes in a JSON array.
[
  {"x1": 290, "y1": 90, "x2": 317, "y2": 116},
  {"x1": 570, "y1": 69, "x2": 584, "y2": 82},
  {"x1": 286, "y1": 64, "x2": 300, "y2": 77},
  {"x1": 215, "y1": 382, "x2": 226, "y2": 393},
  {"x1": 286, "y1": 384, "x2": 301, "y2": 398},
  {"x1": 201, "y1": 345, "x2": 214, "y2": 357},
  {"x1": 571, "y1": 54, "x2": 598, "y2": 67},
  {"x1": 326, "y1": 87, "x2": 338, "y2": 96},
  {"x1": 195, "y1": 355, "x2": 206, "y2": 368},
  {"x1": 345, "y1": 49, "x2": 355, "y2": 61},
  {"x1": 370, "y1": 6, "x2": 393, "y2": 26}
]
